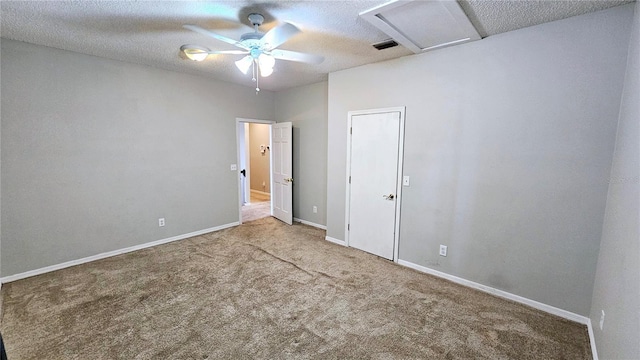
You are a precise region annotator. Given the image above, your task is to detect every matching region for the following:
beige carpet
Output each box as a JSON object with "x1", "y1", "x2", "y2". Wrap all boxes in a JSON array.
[
  {"x1": 242, "y1": 201, "x2": 271, "y2": 223},
  {"x1": 1, "y1": 217, "x2": 592, "y2": 359}
]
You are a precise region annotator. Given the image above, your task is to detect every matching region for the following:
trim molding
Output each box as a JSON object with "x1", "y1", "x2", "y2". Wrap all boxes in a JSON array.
[
  {"x1": 325, "y1": 236, "x2": 346, "y2": 246},
  {"x1": 0, "y1": 222, "x2": 239, "y2": 284},
  {"x1": 587, "y1": 319, "x2": 599, "y2": 360},
  {"x1": 397, "y1": 259, "x2": 590, "y2": 325},
  {"x1": 293, "y1": 218, "x2": 327, "y2": 230}
]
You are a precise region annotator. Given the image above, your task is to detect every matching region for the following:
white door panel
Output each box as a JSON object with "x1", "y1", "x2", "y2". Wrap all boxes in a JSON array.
[
  {"x1": 272, "y1": 122, "x2": 293, "y2": 225},
  {"x1": 348, "y1": 110, "x2": 403, "y2": 260}
]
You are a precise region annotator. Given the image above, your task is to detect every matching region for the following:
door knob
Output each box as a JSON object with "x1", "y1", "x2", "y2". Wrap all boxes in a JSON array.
[
  {"x1": 284, "y1": 178, "x2": 294, "y2": 183},
  {"x1": 383, "y1": 193, "x2": 395, "y2": 200}
]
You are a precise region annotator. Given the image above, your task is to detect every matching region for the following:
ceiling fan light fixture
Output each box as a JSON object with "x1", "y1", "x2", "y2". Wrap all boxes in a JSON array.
[
  {"x1": 258, "y1": 54, "x2": 275, "y2": 77},
  {"x1": 259, "y1": 65, "x2": 274, "y2": 77},
  {"x1": 183, "y1": 13, "x2": 323, "y2": 92},
  {"x1": 180, "y1": 44, "x2": 210, "y2": 62},
  {"x1": 235, "y1": 55, "x2": 253, "y2": 74}
]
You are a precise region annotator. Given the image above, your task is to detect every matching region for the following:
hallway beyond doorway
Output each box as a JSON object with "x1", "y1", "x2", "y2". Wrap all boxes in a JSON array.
[{"x1": 242, "y1": 191, "x2": 271, "y2": 223}]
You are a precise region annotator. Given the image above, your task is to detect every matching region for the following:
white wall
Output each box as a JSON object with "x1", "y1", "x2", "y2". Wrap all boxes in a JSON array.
[
  {"x1": 1, "y1": 39, "x2": 275, "y2": 276},
  {"x1": 589, "y1": 2, "x2": 640, "y2": 359},
  {"x1": 326, "y1": 5, "x2": 633, "y2": 316},
  {"x1": 275, "y1": 82, "x2": 328, "y2": 226}
]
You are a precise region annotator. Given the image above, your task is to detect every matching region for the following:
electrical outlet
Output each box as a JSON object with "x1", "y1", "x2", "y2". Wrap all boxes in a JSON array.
[
  {"x1": 439, "y1": 245, "x2": 447, "y2": 257},
  {"x1": 403, "y1": 176, "x2": 410, "y2": 186},
  {"x1": 599, "y1": 310, "x2": 605, "y2": 330},
  {"x1": 230, "y1": 164, "x2": 237, "y2": 171},
  {"x1": 313, "y1": 206, "x2": 318, "y2": 213},
  {"x1": 158, "y1": 218, "x2": 165, "y2": 227}
]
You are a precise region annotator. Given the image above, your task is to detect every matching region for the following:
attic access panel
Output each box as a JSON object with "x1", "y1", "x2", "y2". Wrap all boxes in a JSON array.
[{"x1": 360, "y1": 0, "x2": 480, "y2": 53}]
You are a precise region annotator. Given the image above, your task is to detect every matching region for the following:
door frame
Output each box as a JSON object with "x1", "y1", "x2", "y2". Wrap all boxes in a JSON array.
[
  {"x1": 235, "y1": 117, "x2": 276, "y2": 224},
  {"x1": 344, "y1": 107, "x2": 406, "y2": 262},
  {"x1": 237, "y1": 122, "x2": 251, "y2": 205}
]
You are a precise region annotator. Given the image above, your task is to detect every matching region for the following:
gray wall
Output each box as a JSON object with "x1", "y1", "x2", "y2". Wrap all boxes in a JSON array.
[
  {"x1": 1, "y1": 39, "x2": 275, "y2": 276},
  {"x1": 326, "y1": 5, "x2": 633, "y2": 316},
  {"x1": 0, "y1": 59, "x2": 2, "y2": 279},
  {"x1": 248, "y1": 123, "x2": 271, "y2": 193},
  {"x1": 589, "y1": 2, "x2": 640, "y2": 359},
  {"x1": 275, "y1": 82, "x2": 328, "y2": 226}
]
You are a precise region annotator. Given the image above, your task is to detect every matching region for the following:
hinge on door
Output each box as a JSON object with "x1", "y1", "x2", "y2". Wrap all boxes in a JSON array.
[
  {"x1": 349, "y1": 176, "x2": 351, "y2": 184},
  {"x1": 350, "y1": 127, "x2": 352, "y2": 135},
  {"x1": 348, "y1": 224, "x2": 350, "y2": 231}
]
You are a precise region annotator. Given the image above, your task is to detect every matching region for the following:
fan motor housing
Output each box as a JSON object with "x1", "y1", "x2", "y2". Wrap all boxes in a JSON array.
[
  {"x1": 240, "y1": 37, "x2": 263, "y2": 51},
  {"x1": 240, "y1": 32, "x2": 263, "y2": 41}
]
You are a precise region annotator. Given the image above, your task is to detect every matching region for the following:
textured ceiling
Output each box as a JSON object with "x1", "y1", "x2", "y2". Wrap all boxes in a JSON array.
[{"x1": 0, "y1": 0, "x2": 633, "y2": 91}]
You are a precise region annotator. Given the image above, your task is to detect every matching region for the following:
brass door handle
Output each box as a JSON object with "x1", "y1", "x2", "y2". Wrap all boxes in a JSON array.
[
  {"x1": 383, "y1": 193, "x2": 395, "y2": 200},
  {"x1": 284, "y1": 178, "x2": 294, "y2": 183}
]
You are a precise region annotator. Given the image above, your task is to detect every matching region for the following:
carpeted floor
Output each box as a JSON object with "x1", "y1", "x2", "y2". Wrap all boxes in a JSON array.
[
  {"x1": 242, "y1": 201, "x2": 271, "y2": 223},
  {"x1": 1, "y1": 217, "x2": 592, "y2": 359}
]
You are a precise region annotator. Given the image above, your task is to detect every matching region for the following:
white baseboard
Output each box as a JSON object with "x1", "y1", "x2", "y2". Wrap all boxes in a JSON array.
[
  {"x1": 587, "y1": 319, "x2": 599, "y2": 360},
  {"x1": 397, "y1": 259, "x2": 590, "y2": 325},
  {"x1": 398, "y1": 261, "x2": 599, "y2": 359},
  {"x1": 0, "y1": 222, "x2": 239, "y2": 284},
  {"x1": 250, "y1": 189, "x2": 270, "y2": 196},
  {"x1": 325, "y1": 236, "x2": 346, "y2": 246},
  {"x1": 293, "y1": 218, "x2": 327, "y2": 230}
]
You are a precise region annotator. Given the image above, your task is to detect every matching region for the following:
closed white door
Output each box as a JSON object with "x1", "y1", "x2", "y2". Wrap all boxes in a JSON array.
[
  {"x1": 272, "y1": 122, "x2": 293, "y2": 225},
  {"x1": 347, "y1": 109, "x2": 404, "y2": 260}
]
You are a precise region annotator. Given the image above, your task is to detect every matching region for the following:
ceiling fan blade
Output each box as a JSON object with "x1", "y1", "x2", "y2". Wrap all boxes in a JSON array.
[
  {"x1": 207, "y1": 50, "x2": 249, "y2": 55},
  {"x1": 261, "y1": 23, "x2": 301, "y2": 50},
  {"x1": 270, "y1": 49, "x2": 324, "y2": 64},
  {"x1": 183, "y1": 24, "x2": 248, "y2": 49}
]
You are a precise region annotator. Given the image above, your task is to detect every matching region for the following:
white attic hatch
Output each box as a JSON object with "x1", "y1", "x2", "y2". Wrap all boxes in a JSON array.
[{"x1": 360, "y1": 0, "x2": 480, "y2": 53}]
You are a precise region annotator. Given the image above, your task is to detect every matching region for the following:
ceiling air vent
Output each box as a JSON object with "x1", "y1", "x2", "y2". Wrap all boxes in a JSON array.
[
  {"x1": 372, "y1": 39, "x2": 399, "y2": 50},
  {"x1": 360, "y1": 0, "x2": 480, "y2": 54}
]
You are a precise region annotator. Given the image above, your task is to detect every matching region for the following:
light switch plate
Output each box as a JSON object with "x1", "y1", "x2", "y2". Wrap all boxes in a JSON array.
[{"x1": 403, "y1": 176, "x2": 410, "y2": 186}]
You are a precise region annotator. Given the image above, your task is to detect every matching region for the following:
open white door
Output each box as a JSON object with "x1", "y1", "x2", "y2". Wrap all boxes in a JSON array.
[{"x1": 271, "y1": 122, "x2": 293, "y2": 225}]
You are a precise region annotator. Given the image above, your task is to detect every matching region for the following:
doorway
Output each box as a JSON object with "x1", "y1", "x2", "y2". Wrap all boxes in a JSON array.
[
  {"x1": 236, "y1": 118, "x2": 274, "y2": 223},
  {"x1": 345, "y1": 107, "x2": 405, "y2": 261}
]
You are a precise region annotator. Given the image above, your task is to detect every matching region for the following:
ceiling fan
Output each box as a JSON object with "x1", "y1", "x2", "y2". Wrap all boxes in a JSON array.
[{"x1": 181, "y1": 13, "x2": 324, "y2": 91}]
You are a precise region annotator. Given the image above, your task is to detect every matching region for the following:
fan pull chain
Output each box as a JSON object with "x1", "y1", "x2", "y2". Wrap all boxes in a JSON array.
[
  {"x1": 252, "y1": 59, "x2": 260, "y2": 93},
  {"x1": 251, "y1": 60, "x2": 257, "y2": 82}
]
